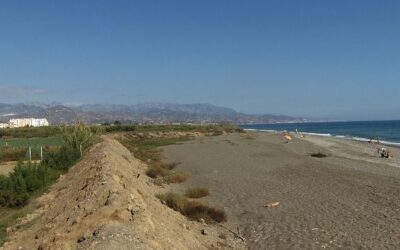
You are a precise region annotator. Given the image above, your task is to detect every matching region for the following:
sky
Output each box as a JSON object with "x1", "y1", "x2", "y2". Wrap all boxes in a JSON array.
[{"x1": 0, "y1": 0, "x2": 399, "y2": 120}]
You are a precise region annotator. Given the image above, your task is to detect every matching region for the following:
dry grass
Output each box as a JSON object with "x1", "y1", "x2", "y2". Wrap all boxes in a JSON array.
[
  {"x1": 185, "y1": 187, "x2": 210, "y2": 198},
  {"x1": 156, "y1": 192, "x2": 186, "y2": 211},
  {"x1": 160, "y1": 162, "x2": 180, "y2": 170},
  {"x1": 311, "y1": 152, "x2": 328, "y2": 158},
  {"x1": 184, "y1": 200, "x2": 226, "y2": 223},
  {"x1": 0, "y1": 147, "x2": 26, "y2": 162},
  {"x1": 145, "y1": 162, "x2": 188, "y2": 184},
  {"x1": 156, "y1": 192, "x2": 226, "y2": 224},
  {"x1": 145, "y1": 165, "x2": 170, "y2": 178},
  {"x1": 164, "y1": 172, "x2": 189, "y2": 184}
]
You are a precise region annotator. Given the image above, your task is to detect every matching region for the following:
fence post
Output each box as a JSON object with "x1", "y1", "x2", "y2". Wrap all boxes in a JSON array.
[
  {"x1": 40, "y1": 146, "x2": 43, "y2": 162},
  {"x1": 29, "y1": 146, "x2": 32, "y2": 162},
  {"x1": 80, "y1": 144, "x2": 82, "y2": 157}
]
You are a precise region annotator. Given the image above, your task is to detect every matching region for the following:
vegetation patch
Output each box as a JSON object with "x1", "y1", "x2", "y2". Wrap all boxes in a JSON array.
[
  {"x1": 311, "y1": 152, "x2": 328, "y2": 158},
  {"x1": 185, "y1": 187, "x2": 210, "y2": 198},
  {"x1": 0, "y1": 123, "x2": 93, "y2": 208},
  {"x1": 160, "y1": 162, "x2": 180, "y2": 170},
  {"x1": 156, "y1": 192, "x2": 226, "y2": 224},
  {"x1": 184, "y1": 200, "x2": 226, "y2": 223},
  {"x1": 163, "y1": 172, "x2": 190, "y2": 184},
  {"x1": 0, "y1": 123, "x2": 95, "y2": 245},
  {"x1": 118, "y1": 134, "x2": 192, "y2": 184},
  {"x1": 0, "y1": 137, "x2": 64, "y2": 162},
  {"x1": 145, "y1": 162, "x2": 183, "y2": 181},
  {"x1": 145, "y1": 165, "x2": 170, "y2": 178}
]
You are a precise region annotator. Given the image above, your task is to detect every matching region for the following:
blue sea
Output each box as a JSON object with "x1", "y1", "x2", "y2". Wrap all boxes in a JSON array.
[{"x1": 240, "y1": 120, "x2": 400, "y2": 147}]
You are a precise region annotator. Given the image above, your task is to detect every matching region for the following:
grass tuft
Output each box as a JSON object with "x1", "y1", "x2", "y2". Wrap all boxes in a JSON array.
[
  {"x1": 183, "y1": 200, "x2": 227, "y2": 223},
  {"x1": 156, "y1": 192, "x2": 226, "y2": 224},
  {"x1": 163, "y1": 172, "x2": 189, "y2": 184},
  {"x1": 185, "y1": 187, "x2": 210, "y2": 198},
  {"x1": 160, "y1": 162, "x2": 180, "y2": 170},
  {"x1": 156, "y1": 192, "x2": 186, "y2": 211},
  {"x1": 145, "y1": 162, "x2": 187, "y2": 184},
  {"x1": 145, "y1": 166, "x2": 170, "y2": 178},
  {"x1": 311, "y1": 152, "x2": 328, "y2": 158}
]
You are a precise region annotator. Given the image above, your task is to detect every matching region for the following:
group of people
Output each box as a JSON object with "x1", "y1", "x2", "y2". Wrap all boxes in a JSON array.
[{"x1": 377, "y1": 147, "x2": 393, "y2": 159}]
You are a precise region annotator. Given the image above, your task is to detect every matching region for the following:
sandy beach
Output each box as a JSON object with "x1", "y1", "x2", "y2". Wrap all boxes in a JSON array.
[{"x1": 164, "y1": 132, "x2": 400, "y2": 249}]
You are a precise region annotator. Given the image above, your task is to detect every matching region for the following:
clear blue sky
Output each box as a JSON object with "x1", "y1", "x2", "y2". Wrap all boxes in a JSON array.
[{"x1": 0, "y1": 0, "x2": 399, "y2": 120}]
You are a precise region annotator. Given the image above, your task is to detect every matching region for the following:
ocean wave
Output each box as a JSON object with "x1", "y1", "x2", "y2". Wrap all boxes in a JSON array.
[
  {"x1": 243, "y1": 128, "x2": 278, "y2": 133},
  {"x1": 303, "y1": 132, "x2": 332, "y2": 137},
  {"x1": 378, "y1": 140, "x2": 400, "y2": 147},
  {"x1": 352, "y1": 137, "x2": 371, "y2": 142}
]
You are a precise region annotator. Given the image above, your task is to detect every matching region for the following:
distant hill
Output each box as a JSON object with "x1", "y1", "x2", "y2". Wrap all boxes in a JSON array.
[{"x1": 0, "y1": 102, "x2": 311, "y2": 125}]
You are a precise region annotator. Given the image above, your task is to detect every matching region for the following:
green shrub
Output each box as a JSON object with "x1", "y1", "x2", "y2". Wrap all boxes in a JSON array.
[
  {"x1": 0, "y1": 123, "x2": 95, "y2": 208},
  {"x1": 0, "y1": 162, "x2": 49, "y2": 207},
  {"x1": 62, "y1": 123, "x2": 94, "y2": 152},
  {"x1": 42, "y1": 147, "x2": 80, "y2": 170}
]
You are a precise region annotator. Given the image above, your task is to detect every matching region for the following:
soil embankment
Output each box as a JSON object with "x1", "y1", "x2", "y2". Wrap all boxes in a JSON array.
[
  {"x1": 164, "y1": 132, "x2": 400, "y2": 249},
  {"x1": 3, "y1": 136, "x2": 243, "y2": 249}
]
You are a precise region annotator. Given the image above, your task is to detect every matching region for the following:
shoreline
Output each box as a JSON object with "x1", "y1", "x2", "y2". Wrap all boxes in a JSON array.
[
  {"x1": 246, "y1": 130, "x2": 400, "y2": 169},
  {"x1": 243, "y1": 128, "x2": 400, "y2": 148}
]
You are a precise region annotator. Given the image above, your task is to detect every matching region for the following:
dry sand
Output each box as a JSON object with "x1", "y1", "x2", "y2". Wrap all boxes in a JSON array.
[
  {"x1": 0, "y1": 162, "x2": 16, "y2": 176},
  {"x1": 164, "y1": 132, "x2": 400, "y2": 249}
]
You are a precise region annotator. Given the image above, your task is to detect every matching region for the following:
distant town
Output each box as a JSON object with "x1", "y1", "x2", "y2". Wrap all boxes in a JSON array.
[{"x1": 0, "y1": 118, "x2": 49, "y2": 128}]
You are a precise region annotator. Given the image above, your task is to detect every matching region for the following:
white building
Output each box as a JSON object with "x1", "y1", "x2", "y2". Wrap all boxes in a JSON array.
[
  {"x1": 0, "y1": 123, "x2": 9, "y2": 129},
  {"x1": 8, "y1": 118, "x2": 49, "y2": 128}
]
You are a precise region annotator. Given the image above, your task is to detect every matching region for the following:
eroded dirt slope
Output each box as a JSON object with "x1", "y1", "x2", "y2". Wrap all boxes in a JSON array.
[{"x1": 3, "y1": 137, "x2": 243, "y2": 250}]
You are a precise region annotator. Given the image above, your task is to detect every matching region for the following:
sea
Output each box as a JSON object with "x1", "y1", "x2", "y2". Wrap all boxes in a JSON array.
[{"x1": 240, "y1": 120, "x2": 400, "y2": 147}]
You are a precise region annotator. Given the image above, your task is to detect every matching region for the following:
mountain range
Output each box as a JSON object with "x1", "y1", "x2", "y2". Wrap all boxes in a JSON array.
[{"x1": 0, "y1": 102, "x2": 311, "y2": 125}]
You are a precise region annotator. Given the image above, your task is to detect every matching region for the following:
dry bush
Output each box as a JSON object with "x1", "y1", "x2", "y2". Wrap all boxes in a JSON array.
[
  {"x1": 145, "y1": 162, "x2": 188, "y2": 184},
  {"x1": 145, "y1": 165, "x2": 170, "y2": 179},
  {"x1": 156, "y1": 192, "x2": 186, "y2": 211},
  {"x1": 0, "y1": 147, "x2": 26, "y2": 162},
  {"x1": 183, "y1": 200, "x2": 227, "y2": 223},
  {"x1": 164, "y1": 172, "x2": 189, "y2": 184},
  {"x1": 311, "y1": 152, "x2": 328, "y2": 158},
  {"x1": 160, "y1": 162, "x2": 180, "y2": 170},
  {"x1": 156, "y1": 192, "x2": 226, "y2": 224},
  {"x1": 185, "y1": 187, "x2": 210, "y2": 198}
]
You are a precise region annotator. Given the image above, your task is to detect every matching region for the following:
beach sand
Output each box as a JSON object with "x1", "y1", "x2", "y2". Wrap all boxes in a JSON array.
[{"x1": 163, "y1": 132, "x2": 400, "y2": 249}]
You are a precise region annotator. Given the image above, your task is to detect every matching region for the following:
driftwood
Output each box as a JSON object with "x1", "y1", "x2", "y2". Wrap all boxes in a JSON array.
[
  {"x1": 218, "y1": 224, "x2": 246, "y2": 242},
  {"x1": 263, "y1": 201, "x2": 280, "y2": 208}
]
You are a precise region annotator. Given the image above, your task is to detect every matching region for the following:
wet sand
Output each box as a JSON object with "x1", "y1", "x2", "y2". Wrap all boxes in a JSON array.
[{"x1": 163, "y1": 132, "x2": 400, "y2": 249}]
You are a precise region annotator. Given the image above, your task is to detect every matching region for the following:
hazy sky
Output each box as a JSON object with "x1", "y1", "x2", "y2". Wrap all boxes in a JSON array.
[{"x1": 0, "y1": 1, "x2": 399, "y2": 120}]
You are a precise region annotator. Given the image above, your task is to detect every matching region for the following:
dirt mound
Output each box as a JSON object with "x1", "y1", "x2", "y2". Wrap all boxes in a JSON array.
[{"x1": 3, "y1": 137, "x2": 243, "y2": 249}]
